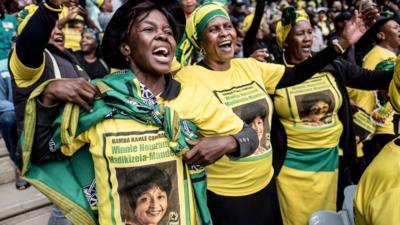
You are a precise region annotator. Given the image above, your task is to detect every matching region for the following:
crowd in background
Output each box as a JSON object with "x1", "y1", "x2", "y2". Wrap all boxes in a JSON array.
[{"x1": 0, "y1": 0, "x2": 400, "y2": 224}]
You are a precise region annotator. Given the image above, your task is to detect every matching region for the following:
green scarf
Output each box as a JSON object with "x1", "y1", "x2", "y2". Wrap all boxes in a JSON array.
[{"x1": 22, "y1": 70, "x2": 212, "y2": 225}]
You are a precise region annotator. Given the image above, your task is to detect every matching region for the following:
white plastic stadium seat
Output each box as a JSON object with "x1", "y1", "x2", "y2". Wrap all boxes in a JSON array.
[
  {"x1": 342, "y1": 185, "x2": 357, "y2": 225},
  {"x1": 309, "y1": 210, "x2": 351, "y2": 225}
]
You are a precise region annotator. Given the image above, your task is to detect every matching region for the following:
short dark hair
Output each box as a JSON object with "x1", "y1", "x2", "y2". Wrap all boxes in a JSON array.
[
  {"x1": 240, "y1": 102, "x2": 267, "y2": 124},
  {"x1": 300, "y1": 93, "x2": 332, "y2": 118},
  {"x1": 122, "y1": 2, "x2": 179, "y2": 43},
  {"x1": 102, "y1": 0, "x2": 181, "y2": 69},
  {"x1": 123, "y1": 166, "x2": 172, "y2": 210}
]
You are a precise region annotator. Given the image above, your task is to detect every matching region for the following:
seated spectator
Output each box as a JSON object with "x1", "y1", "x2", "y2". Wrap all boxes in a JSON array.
[
  {"x1": 58, "y1": 0, "x2": 98, "y2": 51},
  {"x1": 229, "y1": 0, "x2": 248, "y2": 24},
  {"x1": 74, "y1": 28, "x2": 109, "y2": 79},
  {"x1": 85, "y1": 0, "x2": 112, "y2": 31},
  {"x1": 0, "y1": 61, "x2": 29, "y2": 190},
  {"x1": 179, "y1": 0, "x2": 197, "y2": 18},
  {"x1": 0, "y1": 1, "x2": 17, "y2": 61},
  {"x1": 0, "y1": 2, "x2": 29, "y2": 190},
  {"x1": 242, "y1": 0, "x2": 281, "y2": 61}
]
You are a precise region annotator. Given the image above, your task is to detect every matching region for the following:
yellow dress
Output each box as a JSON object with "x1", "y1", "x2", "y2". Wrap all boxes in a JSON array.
[{"x1": 274, "y1": 68, "x2": 343, "y2": 225}]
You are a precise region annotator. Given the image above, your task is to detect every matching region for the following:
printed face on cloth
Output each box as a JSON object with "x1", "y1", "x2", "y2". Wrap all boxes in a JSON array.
[
  {"x1": 305, "y1": 100, "x2": 330, "y2": 123},
  {"x1": 124, "y1": 166, "x2": 173, "y2": 225},
  {"x1": 251, "y1": 116, "x2": 264, "y2": 140},
  {"x1": 133, "y1": 186, "x2": 168, "y2": 225}
]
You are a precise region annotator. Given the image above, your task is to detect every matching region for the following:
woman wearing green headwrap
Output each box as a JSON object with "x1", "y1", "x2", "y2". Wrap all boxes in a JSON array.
[
  {"x1": 175, "y1": 2, "x2": 379, "y2": 225},
  {"x1": 272, "y1": 6, "x2": 398, "y2": 225}
]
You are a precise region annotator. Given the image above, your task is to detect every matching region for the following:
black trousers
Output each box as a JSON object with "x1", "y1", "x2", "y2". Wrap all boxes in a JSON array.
[
  {"x1": 337, "y1": 156, "x2": 367, "y2": 209},
  {"x1": 207, "y1": 178, "x2": 282, "y2": 225},
  {"x1": 363, "y1": 134, "x2": 396, "y2": 165}
]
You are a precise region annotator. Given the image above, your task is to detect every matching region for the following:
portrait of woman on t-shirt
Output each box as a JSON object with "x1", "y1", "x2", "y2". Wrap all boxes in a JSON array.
[{"x1": 299, "y1": 92, "x2": 334, "y2": 126}]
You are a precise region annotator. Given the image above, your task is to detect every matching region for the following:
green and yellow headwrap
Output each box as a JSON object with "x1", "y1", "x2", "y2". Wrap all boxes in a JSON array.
[
  {"x1": 275, "y1": 6, "x2": 310, "y2": 49},
  {"x1": 17, "y1": 4, "x2": 39, "y2": 35},
  {"x1": 176, "y1": 3, "x2": 230, "y2": 66}
]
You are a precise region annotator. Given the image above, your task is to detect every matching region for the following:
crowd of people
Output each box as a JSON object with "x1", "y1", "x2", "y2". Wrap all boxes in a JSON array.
[{"x1": 0, "y1": 0, "x2": 399, "y2": 224}]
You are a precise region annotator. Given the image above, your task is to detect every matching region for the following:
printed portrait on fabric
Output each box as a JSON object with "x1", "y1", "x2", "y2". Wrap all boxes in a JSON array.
[
  {"x1": 116, "y1": 162, "x2": 180, "y2": 225},
  {"x1": 295, "y1": 91, "x2": 335, "y2": 127},
  {"x1": 235, "y1": 99, "x2": 271, "y2": 156},
  {"x1": 352, "y1": 110, "x2": 376, "y2": 143},
  {"x1": 213, "y1": 82, "x2": 273, "y2": 161}
]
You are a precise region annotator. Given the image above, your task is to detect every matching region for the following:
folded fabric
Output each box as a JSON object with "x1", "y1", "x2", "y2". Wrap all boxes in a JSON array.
[{"x1": 22, "y1": 70, "x2": 213, "y2": 225}]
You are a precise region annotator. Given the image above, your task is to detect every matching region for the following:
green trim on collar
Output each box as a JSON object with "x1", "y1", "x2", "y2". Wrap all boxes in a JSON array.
[
  {"x1": 160, "y1": 73, "x2": 181, "y2": 100},
  {"x1": 195, "y1": 9, "x2": 229, "y2": 45}
]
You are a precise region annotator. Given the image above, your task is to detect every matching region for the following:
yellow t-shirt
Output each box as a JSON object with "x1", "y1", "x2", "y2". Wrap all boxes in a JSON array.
[
  {"x1": 59, "y1": 7, "x2": 82, "y2": 51},
  {"x1": 175, "y1": 58, "x2": 285, "y2": 196},
  {"x1": 10, "y1": 6, "x2": 83, "y2": 88},
  {"x1": 274, "y1": 71, "x2": 343, "y2": 149},
  {"x1": 389, "y1": 55, "x2": 400, "y2": 112},
  {"x1": 170, "y1": 57, "x2": 181, "y2": 73},
  {"x1": 349, "y1": 45, "x2": 397, "y2": 135},
  {"x1": 354, "y1": 138, "x2": 400, "y2": 225},
  {"x1": 63, "y1": 29, "x2": 82, "y2": 51},
  {"x1": 61, "y1": 84, "x2": 244, "y2": 225}
]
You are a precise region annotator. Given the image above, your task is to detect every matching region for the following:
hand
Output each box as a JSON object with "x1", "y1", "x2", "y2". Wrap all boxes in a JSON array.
[
  {"x1": 183, "y1": 136, "x2": 237, "y2": 167},
  {"x1": 250, "y1": 48, "x2": 269, "y2": 62},
  {"x1": 340, "y1": 7, "x2": 379, "y2": 48},
  {"x1": 41, "y1": 78, "x2": 98, "y2": 111},
  {"x1": 387, "y1": 1, "x2": 399, "y2": 11},
  {"x1": 355, "y1": 135, "x2": 361, "y2": 144},
  {"x1": 67, "y1": 6, "x2": 79, "y2": 21},
  {"x1": 77, "y1": 5, "x2": 88, "y2": 18}
]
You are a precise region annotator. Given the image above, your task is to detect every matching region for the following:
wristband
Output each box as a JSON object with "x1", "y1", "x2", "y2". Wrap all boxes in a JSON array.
[
  {"x1": 44, "y1": 0, "x2": 63, "y2": 13},
  {"x1": 332, "y1": 39, "x2": 346, "y2": 54}
]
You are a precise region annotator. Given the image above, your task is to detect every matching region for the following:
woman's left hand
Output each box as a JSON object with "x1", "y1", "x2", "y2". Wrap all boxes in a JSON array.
[
  {"x1": 183, "y1": 136, "x2": 237, "y2": 167},
  {"x1": 250, "y1": 48, "x2": 269, "y2": 62},
  {"x1": 340, "y1": 6, "x2": 380, "y2": 48}
]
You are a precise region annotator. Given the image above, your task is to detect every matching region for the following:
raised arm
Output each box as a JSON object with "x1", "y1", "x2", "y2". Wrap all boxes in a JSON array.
[
  {"x1": 10, "y1": 0, "x2": 62, "y2": 81},
  {"x1": 242, "y1": 0, "x2": 265, "y2": 57},
  {"x1": 336, "y1": 59, "x2": 393, "y2": 90},
  {"x1": 277, "y1": 7, "x2": 380, "y2": 88},
  {"x1": 276, "y1": 45, "x2": 340, "y2": 88}
]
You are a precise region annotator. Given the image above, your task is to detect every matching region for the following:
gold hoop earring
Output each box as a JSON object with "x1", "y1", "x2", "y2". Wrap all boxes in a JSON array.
[{"x1": 200, "y1": 48, "x2": 206, "y2": 56}]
